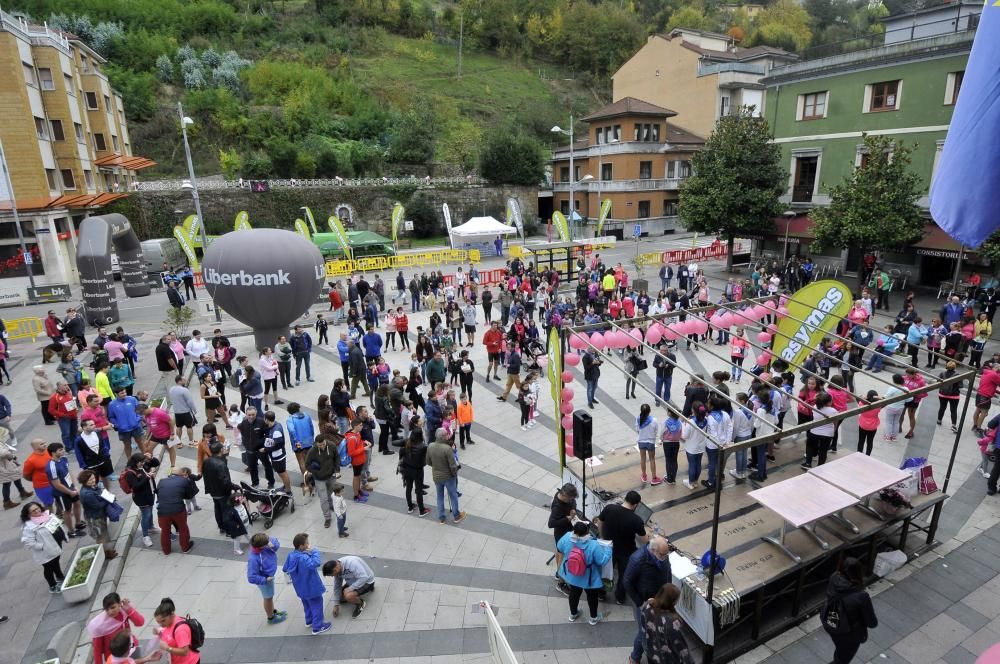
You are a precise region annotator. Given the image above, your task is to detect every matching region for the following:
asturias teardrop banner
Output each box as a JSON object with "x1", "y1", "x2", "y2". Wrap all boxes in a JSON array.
[{"x1": 771, "y1": 279, "x2": 853, "y2": 370}]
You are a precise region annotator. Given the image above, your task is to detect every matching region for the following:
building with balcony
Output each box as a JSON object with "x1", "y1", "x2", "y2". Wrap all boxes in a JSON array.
[
  {"x1": 760, "y1": 2, "x2": 977, "y2": 286},
  {"x1": 0, "y1": 9, "x2": 154, "y2": 290},
  {"x1": 548, "y1": 97, "x2": 704, "y2": 238},
  {"x1": 612, "y1": 28, "x2": 797, "y2": 139}
]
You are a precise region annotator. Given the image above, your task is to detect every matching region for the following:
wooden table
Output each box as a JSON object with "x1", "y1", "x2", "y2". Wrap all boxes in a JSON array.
[
  {"x1": 749, "y1": 474, "x2": 858, "y2": 562},
  {"x1": 809, "y1": 452, "x2": 912, "y2": 522}
]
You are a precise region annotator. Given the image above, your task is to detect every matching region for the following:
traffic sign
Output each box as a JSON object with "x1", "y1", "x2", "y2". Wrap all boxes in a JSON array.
[
  {"x1": 23, "y1": 251, "x2": 32, "y2": 265},
  {"x1": 633, "y1": 224, "x2": 642, "y2": 238}
]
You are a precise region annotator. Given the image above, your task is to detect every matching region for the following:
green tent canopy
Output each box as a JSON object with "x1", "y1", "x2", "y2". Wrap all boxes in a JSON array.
[{"x1": 313, "y1": 230, "x2": 396, "y2": 259}]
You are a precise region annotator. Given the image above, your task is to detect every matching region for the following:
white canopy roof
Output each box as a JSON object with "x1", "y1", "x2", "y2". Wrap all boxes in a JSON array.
[{"x1": 450, "y1": 216, "x2": 517, "y2": 237}]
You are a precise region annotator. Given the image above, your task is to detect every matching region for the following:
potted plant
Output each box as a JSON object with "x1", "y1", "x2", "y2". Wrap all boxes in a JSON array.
[
  {"x1": 60, "y1": 544, "x2": 105, "y2": 604},
  {"x1": 163, "y1": 305, "x2": 196, "y2": 342}
]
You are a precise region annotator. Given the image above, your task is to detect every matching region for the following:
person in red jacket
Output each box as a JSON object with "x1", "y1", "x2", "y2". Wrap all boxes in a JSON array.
[
  {"x1": 482, "y1": 321, "x2": 504, "y2": 382},
  {"x1": 394, "y1": 307, "x2": 411, "y2": 351},
  {"x1": 346, "y1": 420, "x2": 371, "y2": 503},
  {"x1": 48, "y1": 381, "x2": 79, "y2": 456},
  {"x1": 44, "y1": 311, "x2": 64, "y2": 343},
  {"x1": 21, "y1": 439, "x2": 52, "y2": 508},
  {"x1": 87, "y1": 592, "x2": 146, "y2": 664},
  {"x1": 973, "y1": 361, "x2": 1000, "y2": 435}
]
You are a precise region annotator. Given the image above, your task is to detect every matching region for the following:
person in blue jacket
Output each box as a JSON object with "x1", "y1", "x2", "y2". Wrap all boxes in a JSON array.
[
  {"x1": 281, "y1": 533, "x2": 330, "y2": 635},
  {"x1": 290, "y1": 325, "x2": 314, "y2": 385},
  {"x1": 247, "y1": 532, "x2": 287, "y2": 625},
  {"x1": 285, "y1": 402, "x2": 315, "y2": 480},
  {"x1": 557, "y1": 521, "x2": 612, "y2": 625},
  {"x1": 106, "y1": 389, "x2": 144, "y2": 458},
  {"x1": 362, "y1": 325, "x2": 383, "y2": 363},
  {"x1": 337, "y1": 333, "x2": 351, "y2": 384}
]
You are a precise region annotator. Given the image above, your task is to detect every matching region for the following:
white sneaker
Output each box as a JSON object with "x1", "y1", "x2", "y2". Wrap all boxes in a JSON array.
[
  {"x1": 682, "y1": 479, "x2": 694, "y2": 490},
  {"x1": 521, "y1": 425, "x2": 527, "y2": 430},
  {"x1": 728, "y1": 469, "x2": 740, "y2": 479},
  {"x1": 234, "y1": 548, "x2": 244, "y2": 555},
  {"x1": 142, "y1": 536, "x2": 153, "y2": 547}
]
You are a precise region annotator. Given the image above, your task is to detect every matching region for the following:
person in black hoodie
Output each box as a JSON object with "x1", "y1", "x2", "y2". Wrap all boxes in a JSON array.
[
  {"x1": 124, "y1": 452, "x2": 160, "y2": 548},
  {"x1": 240, "y1": 407, "x2": 273, "y2": 489},
  {"x1": 398, "y1": 429, "x2": 429, "y2": 517},
  {"x1": 203, "y1": 442, "x2": 236, "y2": 535},
  {"x1": 823, "y1": 557, "x2": 878, "y2": 663}
]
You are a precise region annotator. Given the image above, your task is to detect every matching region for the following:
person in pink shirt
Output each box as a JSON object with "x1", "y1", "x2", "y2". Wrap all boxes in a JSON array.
[
  {"x1": 103, "y1": 334, "x2": 126, "y2": 363},
  {"x1": 622, "y1": 296, "x2": 636, "y2": 318},
  {"x1": 168, "y1": 333, "x2": 186, "y2": 375},
  {"x1": 80, "y1": 393, "x2": 113, "y2": 440},
  {"x1": 77, "y1": 378, "x2": 97, "y2": 409},
  {"x1": 730, "y1": 328, "x2": 750, "y2": 382},
  {"x1": 826, "y1": 374, "x2": 853, "y2": 453},
  {"x1": 140, "y1": 402, "x2": 177, "y2": 466},
  {"x1": 856, "y1": 390, "x2": 881, "y2": 455},
  {"x1": 902, "y1": 367, "x2": 927, "y2": 439}
]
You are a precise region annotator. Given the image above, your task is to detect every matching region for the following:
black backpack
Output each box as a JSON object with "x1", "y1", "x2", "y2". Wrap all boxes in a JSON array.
[
  {"x1": 179, "y1": 616, "x2": 206, "y2": 651},
  {"x1": 821, "y1": 594, "x2": 852, "y2": 636}
]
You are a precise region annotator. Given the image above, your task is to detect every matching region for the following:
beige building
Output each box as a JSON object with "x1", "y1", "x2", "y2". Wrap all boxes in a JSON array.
[
  {"x1": 613, "y1": 28, "x2": 797, "y2": 138},
  {"x1": 0, "y1": 9, "x2": 153, "y2": 291},
  {"x1": 550, "y1": 97, "x2": 704, "y2": 238}
]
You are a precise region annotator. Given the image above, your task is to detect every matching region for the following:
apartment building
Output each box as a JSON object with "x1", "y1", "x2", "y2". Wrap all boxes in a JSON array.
[
  {"x1": 549, "y1": 97, "x2": 704, "y2": 238},
  {"x1": 613, "y1": 28, "x2": 797, "y2": 139},
  {"x1": 760, "y1": 1, "x2": 977, "y2": 285},
  {"x1": 0, "y1": 9, "x2": 154, "y2": 290}
]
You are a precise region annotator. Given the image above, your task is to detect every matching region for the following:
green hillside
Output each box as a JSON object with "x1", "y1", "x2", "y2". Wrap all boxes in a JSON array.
[{"x1": 5, "y1": 0, "x2": 898, "y2": 179}]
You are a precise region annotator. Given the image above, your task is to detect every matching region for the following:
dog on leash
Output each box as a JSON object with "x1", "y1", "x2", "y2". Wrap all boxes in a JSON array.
[
  {"x1": 42, "y1": 341, "x2": 70, "y2": 364},
  {"x1": 301, "y1": 471, "x2": 316, "y2": 502}
]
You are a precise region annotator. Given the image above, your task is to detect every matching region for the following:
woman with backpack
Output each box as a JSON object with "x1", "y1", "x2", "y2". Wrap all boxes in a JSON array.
[
  {"x1": 557, "y1": 521, "x2": 612, "y2": 626},
  {"x1": 822, "y1": 557, "x2": 878, "y2": 663},
  {"x1": 153, "y1": 597, "x2": 202, "y2": 663}
]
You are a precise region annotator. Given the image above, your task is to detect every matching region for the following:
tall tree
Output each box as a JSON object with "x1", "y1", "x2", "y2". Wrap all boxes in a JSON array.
[
  {"x1": 679, "y1": 107, "x2": 785, "y2": 271},
  {"x1": 479, "y1": 128, "x2": 545, "y2": 185},
  {"x1": 751, "y1": 0, "x2": 813, "y2": 52},
  {"x1": 811, "y1": 134, "x2": 925, "y2": 291}
]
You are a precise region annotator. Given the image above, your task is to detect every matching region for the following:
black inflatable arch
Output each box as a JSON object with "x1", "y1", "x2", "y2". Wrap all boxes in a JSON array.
[{"x1": 76, "y1": 213, "x2": 150, "y2": 325}]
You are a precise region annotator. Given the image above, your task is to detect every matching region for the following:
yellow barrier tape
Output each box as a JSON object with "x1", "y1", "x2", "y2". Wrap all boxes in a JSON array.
[
  {"x1": 322, "y1": 249, "x2": 481, "y2": 277},
  {"x1": 4, "y1": 317, "x2": 44, "y2": 342}
]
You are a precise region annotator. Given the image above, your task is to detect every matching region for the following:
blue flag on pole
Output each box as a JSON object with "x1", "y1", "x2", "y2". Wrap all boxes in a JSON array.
[{"x1": 929, "y1": 4, "x2": 1000, "y2": 248}]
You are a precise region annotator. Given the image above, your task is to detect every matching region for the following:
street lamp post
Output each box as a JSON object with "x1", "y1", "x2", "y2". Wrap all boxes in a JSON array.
[
  {"x1": 178, "y1": 102, "x2": 222, "y2": 323},
  {"x1": 552, "y1": 116, "x2": 576, "y2": 240}
]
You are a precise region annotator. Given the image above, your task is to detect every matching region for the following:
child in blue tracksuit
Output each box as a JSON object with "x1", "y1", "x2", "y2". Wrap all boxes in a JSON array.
[
  {"x1": 556, "y1": 521, "x2": 613, "y2": 625},
  {"x1": 282, "y1": 533, "x2": 330, "y2": 634},
  {"x1": 247, "y1": 533, "x2": 287, "y2": 625}
]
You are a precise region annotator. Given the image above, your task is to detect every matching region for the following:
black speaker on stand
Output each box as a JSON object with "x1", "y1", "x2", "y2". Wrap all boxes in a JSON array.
[{"x1": 573, "y1": 411, "x2": 593, "y2": 518}]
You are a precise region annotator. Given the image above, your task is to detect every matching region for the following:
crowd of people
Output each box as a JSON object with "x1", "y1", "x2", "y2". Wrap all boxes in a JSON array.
[{"x1": 3, "y1": 248, "x2": 996, "y2": 664}]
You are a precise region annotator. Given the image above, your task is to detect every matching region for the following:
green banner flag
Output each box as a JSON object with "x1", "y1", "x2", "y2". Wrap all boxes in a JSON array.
[
  {"x1": 771, "y1": 280, "x2": 853, "y2": 369},
  {"x1": 234, "y1": 210, "x2": 252, "y2": 232},
  {"x1": 174, "y1": 225, "x2": 200, "y2": 269},
  {"x1": 391, "y1": 202, "x2": 405, "y2": 242},
  {"x1": 294, "y1": 218, "x2": 311, "y2": 239},
  {"x1": 596, "y1": 199, "x2": 612, "y2": 236},
  {"x1": 327, "y1": 215, "x2": 352, "y2": 259},
  {"x1": 303, "y1": 206, "x2": 318, "y2": 235},
  {"x1": 552, "y1": 211, "x2": 570, "y2": 242},
  {"x1": 182, "y1": 214, "x2": 201, "y2": 247}
]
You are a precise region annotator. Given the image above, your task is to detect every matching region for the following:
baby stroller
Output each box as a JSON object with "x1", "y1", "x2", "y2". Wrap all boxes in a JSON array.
[
  {"x1": 523, "y1": 338, "x2": 546, "y2": 371},
  {"x1": 240, "y1": 482, "x2": 295, "y2": 528}
]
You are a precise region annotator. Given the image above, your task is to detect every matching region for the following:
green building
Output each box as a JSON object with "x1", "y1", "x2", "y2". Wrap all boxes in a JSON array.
[{"x1": 760, "y1": 1, "x2": 980, "y2": 287}]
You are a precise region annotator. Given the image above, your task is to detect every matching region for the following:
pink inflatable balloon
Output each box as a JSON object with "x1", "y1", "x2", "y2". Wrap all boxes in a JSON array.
[
  {"x1": 757, "y1": 332, "x2": 772, "y2": 344},
  {"x1": 718, "y1": 313, "x2": 735, "y2": 329},
  {"x1": 611, "y1": 331, "x2": 628, "y2": 349},
  {"x1": 561, "y1": 370, "x2": 573, "y2": 383},
  {"x1": 568, "y1": 334, "x2": 585, "y2": 350},
  {"x1": 562, "y1": 388, "x2": 575, "y2": 401},
  {"x1": 756, "y1": 352, "x2": 772, "y2": 367},
  {"x1": 662, "y1": 325, "x2": 680, "y2": 341},
  {"x1": 561, "y1": 415, "x2": 574, "y2": 430},
  {"x1": 767, "y1": 323, "x2": 779, "y2": 335},
  {"x1": 564, "y1": 353, "x2": 581, "y2": 366},
  {"x1": 753, "y1": 305, "x2": 769, "y2": 320},
  {"x1": 709, "y1": 314, "x2": 725, "y2": 330},
  {"x1": 764, "y1": 300, "x2": 778, "y2": 310},
  {"x1": 777, "y1": 306, "x2": 790, "y2": 320},
  {"x1": 628, "y1": 328, "x2": 643, "y2": 348},
  {"x1": 560, "y1": 401, "x2": 574, "y2": 415},
  {"x1": 759, "y1": 372, "x2": 771, "y2": 382},
  {"x1": 646, "y1": 324, "x2": 663, "y2": 346},
  {"x1": 691, "y1": 319, "x2": 709, "y2": 336},
  {"x1": 590, "y1": 332, "x2": 606, "y2": 350},
  {"x1": 565, "y1": 433, "x2": 574, "y2": 448},
  {"x1": 536, "y1": 355, "x2": 547, "y2": 368}
]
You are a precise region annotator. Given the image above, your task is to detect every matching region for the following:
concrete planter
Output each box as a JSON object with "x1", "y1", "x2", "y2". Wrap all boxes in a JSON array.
[{"x1": 60, "y1": 544, "x2": 105, "y2": 604}]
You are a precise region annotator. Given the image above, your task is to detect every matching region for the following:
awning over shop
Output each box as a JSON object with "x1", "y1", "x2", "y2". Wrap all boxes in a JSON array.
[
  {"x1": 772, "y1": 214, "x2": 814, "y2": 239},
  {"x1": 94, "y1": 154, "x2": 157, "y2": 170},
  {"x1": 914, "y1": 224, "x2": 966, "y2": 258},
  {"x1": 0, "y1": 192, "x2": 126, "y2": 212}
]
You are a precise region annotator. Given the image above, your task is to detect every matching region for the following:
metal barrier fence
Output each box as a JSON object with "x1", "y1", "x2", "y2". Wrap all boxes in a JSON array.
[
  {"x1": 4, "y1": 317, "x2": 44, "y2": 342},
  {"x1": 135, "y1": 176, "x2": 485, "y2": 192}
]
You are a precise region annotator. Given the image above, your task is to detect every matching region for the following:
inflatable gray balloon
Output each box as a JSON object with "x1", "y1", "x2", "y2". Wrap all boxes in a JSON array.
[{"x1": 201, "y1": 228, "x2": 325, "y2": 349}]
